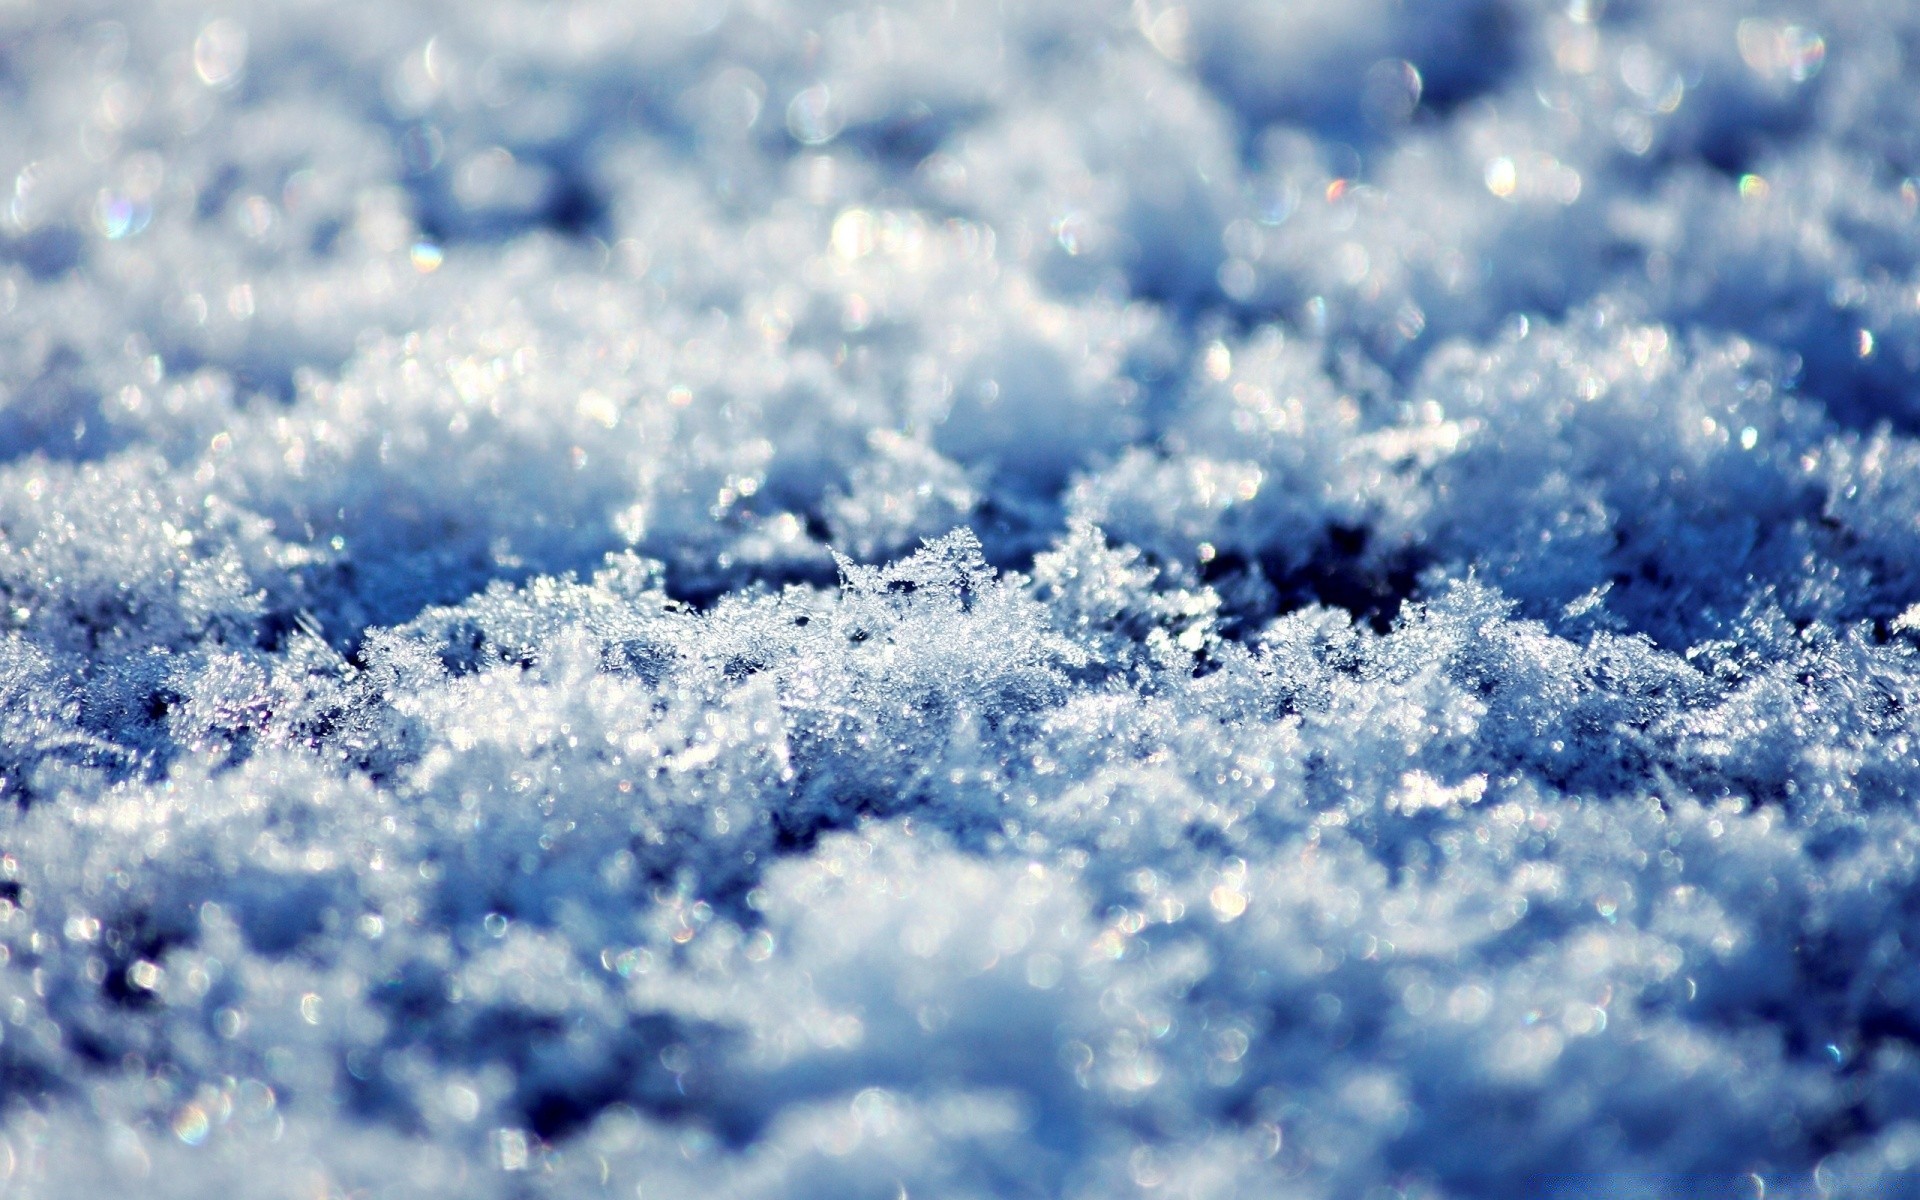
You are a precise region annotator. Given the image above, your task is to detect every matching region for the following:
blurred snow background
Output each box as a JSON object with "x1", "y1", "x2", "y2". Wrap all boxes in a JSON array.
[{"x1": 3, "y1": 0, "x2": 1920, "y2": 1195}]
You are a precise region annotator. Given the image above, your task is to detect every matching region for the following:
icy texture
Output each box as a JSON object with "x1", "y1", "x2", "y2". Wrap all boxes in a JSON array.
[{"x1": 3, "y1": 0, "x2": 1920, "y2": 1196}]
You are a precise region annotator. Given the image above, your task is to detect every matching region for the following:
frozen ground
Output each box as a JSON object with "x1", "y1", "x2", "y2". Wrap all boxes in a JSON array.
[{"x1": 2, "y1": 0, "x2": 1920, "y2": 1195}]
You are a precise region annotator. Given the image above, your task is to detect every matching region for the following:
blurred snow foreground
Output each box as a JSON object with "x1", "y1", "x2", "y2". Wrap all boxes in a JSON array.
[{"x1": 9, "y1": 2, "x2": 1920, "y2": 1198}]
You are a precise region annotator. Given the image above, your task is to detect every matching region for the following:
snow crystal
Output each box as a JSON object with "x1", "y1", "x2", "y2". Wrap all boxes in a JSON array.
[{"x1": 3, "y1": 0, "x2": 1920, "y2": 1196}]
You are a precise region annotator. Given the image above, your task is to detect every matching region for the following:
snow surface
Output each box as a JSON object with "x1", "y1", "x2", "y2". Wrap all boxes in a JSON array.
[{"x1": 3, "y1": 0, "x2": 1920, "y2": 1195}]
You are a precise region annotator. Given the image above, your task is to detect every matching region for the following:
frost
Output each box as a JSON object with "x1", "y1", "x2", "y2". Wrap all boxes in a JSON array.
[{"x1": 2, "y1": 0, "x2": 1920, "y2": 1196}]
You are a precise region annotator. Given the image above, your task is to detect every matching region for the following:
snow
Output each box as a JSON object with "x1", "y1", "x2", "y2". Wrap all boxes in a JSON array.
[{"x1": 3, "y1": 0, "x2": 1920, "y2": 1195}]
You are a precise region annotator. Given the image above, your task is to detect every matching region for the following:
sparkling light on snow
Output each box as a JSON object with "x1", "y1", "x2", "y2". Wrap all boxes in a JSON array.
[{"x1": 2, "y1": 1, "x2": 1920, "y2": 1196}]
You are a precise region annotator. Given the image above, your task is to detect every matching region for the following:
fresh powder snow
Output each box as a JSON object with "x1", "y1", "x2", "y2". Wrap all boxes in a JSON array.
[{"x1": 2, "y1": 1, "x2": 1920, "y2": 1196}]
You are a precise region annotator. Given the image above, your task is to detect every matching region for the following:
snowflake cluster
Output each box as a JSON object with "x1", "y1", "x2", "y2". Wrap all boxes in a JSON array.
[{"x1": 4, "y1": 0, "x2": 1920, "y2": 1195}]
